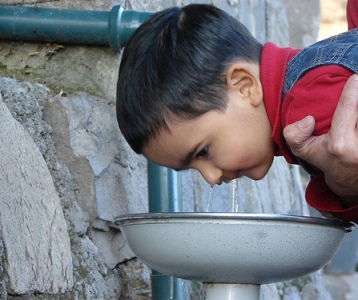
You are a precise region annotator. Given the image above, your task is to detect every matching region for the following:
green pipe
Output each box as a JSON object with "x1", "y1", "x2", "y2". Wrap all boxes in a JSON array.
[
  {"x1": 0, "y1": 5, "x2": 187, "y2": 299},
  {"x1": 148, "y1": 162, "x2": 183, "y2": 212},
  {"x1": 148, "y1": 162, "x2": 188, "y2": 299},
  {"x1": 0, "y1": 5, "x2": 152, "y2": 51},
  {"x1": 151, "y1": 270, "x2": 188, "y2": 300}
]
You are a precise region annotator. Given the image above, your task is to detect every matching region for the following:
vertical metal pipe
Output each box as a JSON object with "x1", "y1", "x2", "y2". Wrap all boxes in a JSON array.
[
  {"x1": 148, "y1": 162, "x2": 182, "y2": 212},
  {"x1": 148, "y1": 162, "x2": 188, "y2": 299}
]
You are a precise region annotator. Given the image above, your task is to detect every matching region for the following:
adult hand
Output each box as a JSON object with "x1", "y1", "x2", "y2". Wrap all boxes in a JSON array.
[{"x1": 283, "y1": 74, "x2": 358, "y2": 206}]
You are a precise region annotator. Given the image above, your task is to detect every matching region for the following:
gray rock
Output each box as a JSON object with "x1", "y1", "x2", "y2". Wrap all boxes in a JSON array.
[{"x1": 0, "y1": 89, "x2": 73, "y2": 294}]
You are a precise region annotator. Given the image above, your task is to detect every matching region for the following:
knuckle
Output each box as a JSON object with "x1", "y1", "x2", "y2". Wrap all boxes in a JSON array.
[
  {"x1": 327, "y1": 140, "x2": 345, "y2": 156},
  {"x1": 327, "y1": 139, "x2": 358, "y2": 163}
]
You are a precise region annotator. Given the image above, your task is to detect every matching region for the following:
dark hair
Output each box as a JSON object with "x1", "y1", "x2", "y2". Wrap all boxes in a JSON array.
[{"x1": 116, "y1": 4, "x2": 262, "y2": 153}]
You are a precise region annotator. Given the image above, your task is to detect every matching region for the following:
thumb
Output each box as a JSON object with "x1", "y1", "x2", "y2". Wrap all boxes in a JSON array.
[{"x1": 283, "y1": 116, "x2": 316, "y2": 157}]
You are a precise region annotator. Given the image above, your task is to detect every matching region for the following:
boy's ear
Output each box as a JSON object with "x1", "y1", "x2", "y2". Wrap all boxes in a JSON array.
[{"x1": 225, "y1": 62, "x2": 262, "y2": 106}]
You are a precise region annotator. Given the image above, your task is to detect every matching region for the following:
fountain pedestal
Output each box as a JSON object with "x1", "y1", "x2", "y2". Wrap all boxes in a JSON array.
[{"x1": 203, "y1": 283, "x2": 260, "y2": 300}]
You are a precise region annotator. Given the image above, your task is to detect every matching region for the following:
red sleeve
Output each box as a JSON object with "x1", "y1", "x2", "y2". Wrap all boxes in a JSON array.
[
  {"x1": 347, "y1": 0, "x2": 358, "y2": 30},
  {"x1": 306, "y1": 176, "x2": 358, "y2": 223},
  {"x1": 303, "y1": 2, "x2": 358, "y2": 221},
  {"x1": 281, "y1": 66, "x2": 353, "y2": 135},
  {"x1": 281, "y1": 66, "x2": 358, "y2": 222}
]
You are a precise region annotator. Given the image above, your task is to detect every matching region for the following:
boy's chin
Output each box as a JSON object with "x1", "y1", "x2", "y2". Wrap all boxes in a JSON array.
[
  {"x1": 246, "y1": 165, "x2": 271, "y2": 180},
  {"x1": 248, "y1": 173, "x2": 267, "y2": 181}
]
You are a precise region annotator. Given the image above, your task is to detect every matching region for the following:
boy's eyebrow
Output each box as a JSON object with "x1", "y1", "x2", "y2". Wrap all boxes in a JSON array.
[{"x1": 179, "y1": 143, "x2": 200, "y2": 168}]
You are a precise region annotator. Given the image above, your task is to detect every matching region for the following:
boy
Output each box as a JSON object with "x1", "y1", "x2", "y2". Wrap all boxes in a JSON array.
[{"x1": 116, "y1": 4, "x2": 358, "y2": 222}]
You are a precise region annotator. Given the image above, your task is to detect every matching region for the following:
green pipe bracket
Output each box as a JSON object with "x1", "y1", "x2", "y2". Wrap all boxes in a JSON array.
[{"x1": 0, "y1": 5, "x2": 152, "y2": 51}]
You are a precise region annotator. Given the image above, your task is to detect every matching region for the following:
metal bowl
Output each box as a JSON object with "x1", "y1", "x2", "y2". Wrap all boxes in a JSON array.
[{"x1": 115, "y1": 213, "x2": 353, "y2": 284}]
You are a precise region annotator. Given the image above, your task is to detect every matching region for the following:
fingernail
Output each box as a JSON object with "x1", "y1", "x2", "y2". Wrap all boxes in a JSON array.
[
  {"x1": 297, "y1": 116, "x2": 312, "y2": 130},
  {"x1": 352, "y1": 74, "x2": 358, "y2": 81}
]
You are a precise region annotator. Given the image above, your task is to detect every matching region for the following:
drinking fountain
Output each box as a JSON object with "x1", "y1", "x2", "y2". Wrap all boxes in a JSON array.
[
  {"x1": 115, "y1": 212, "x2": 353, "y2": 300},
  {"x1": 0, "y1": 5, "x2": 353, "y2": 300}
]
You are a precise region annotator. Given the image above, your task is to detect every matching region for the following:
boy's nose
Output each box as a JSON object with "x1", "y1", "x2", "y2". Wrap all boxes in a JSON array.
[{"x1": 194, "y1": 162, "x2": 223, "y2": 186}]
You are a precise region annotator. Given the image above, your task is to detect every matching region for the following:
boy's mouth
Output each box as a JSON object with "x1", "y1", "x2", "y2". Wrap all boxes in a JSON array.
[{"x1": 219, "y1": 174, "x2": 240, "y2": 185}]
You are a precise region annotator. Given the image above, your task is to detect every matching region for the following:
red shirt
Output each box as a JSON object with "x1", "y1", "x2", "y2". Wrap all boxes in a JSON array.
[
  {"x1": 347, "y1": 0, "x2": 358, "y2": 30},
  {"x1": 261, "y1": 42, "x2": 358, "y2": 222}
]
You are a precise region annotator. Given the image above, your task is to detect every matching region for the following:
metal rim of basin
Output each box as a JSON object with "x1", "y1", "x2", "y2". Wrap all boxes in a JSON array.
[{"x1": 115, "y1": 212, "x2": 353, "y2": 232}]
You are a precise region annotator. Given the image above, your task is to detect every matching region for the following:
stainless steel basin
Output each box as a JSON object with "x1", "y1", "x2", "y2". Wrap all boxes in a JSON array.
[{"x1": 116, "y1": 213, "x2": 353, "y2": 284}]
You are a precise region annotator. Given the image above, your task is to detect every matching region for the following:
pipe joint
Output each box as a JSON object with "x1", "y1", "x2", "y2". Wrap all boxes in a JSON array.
[{"x1": 0, "y1": 5, "x2": 152, "y2": 51}]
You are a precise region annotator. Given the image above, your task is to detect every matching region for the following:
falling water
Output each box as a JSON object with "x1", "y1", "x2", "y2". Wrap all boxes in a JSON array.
[
  {"x1": 206, "y1": 185, "x2": 213, "y2": 212},
  {"x1": 231, "y1": 180, "x2": 239, "y2": 212},
  {"x1": 206, "y1": 181, "x2": 239, "y2": 212}
]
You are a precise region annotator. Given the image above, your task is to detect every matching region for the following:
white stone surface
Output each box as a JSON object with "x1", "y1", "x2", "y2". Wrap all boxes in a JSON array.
[
  {"x1": 0, "y1": 93, "x2": 73, "y2": 294},
  {"x1": 57, "y1": 92, "x2": 148, "y2": 221}
]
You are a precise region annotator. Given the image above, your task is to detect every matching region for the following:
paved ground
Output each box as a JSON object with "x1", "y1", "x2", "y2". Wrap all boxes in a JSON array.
[{"x1": 323, "y1": 272, "x2": 358, "y2": 300}]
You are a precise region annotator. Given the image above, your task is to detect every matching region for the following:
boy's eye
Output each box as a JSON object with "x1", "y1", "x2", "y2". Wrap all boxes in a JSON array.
[{"x1": 197, "y1": 147, "x2": 209, "y2": 158}]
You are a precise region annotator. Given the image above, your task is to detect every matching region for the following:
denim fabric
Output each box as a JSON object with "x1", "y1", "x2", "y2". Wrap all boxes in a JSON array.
[
  {"x1": 282, "y1": 28, "x2": 358, "y2": 177},
  {"x1": 283, "y1": 28, "x2": 358, "y2": 98}
]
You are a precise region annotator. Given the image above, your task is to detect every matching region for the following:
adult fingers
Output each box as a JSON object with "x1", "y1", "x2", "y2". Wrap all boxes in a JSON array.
[{"x1": 283, "y1": 115, "x2": 317, "y2": 158}]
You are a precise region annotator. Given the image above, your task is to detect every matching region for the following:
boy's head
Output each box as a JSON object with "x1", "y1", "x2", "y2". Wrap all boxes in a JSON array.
[
  {"x1": 117, "y1": 4, "x2": 274, "y2": 185},
  {"x1": 117, "y1": 4, "x2": 262, "y2": 153}
]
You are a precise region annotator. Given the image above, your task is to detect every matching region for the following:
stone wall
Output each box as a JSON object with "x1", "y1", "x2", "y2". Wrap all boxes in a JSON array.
[{"x1": 0, "y1": 0, "x2": 328, "y2": 299}]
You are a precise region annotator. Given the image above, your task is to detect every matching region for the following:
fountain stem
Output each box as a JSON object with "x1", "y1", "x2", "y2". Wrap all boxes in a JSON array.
[{"x1": 203, "y1": 283, "x2": 261, "y2": 300}]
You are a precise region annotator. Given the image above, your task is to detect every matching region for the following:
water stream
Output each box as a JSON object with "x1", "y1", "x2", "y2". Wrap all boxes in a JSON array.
[
  {"x1": 206, "y1": 185, "x2": 213, "y2": 212},
  {"x1": 206, "y1": 180, "x2": 240, "y2": 212},
  {"x1": 231, "y1": 180, "x2": 239, "y2": 213}
]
